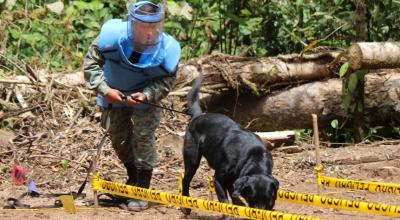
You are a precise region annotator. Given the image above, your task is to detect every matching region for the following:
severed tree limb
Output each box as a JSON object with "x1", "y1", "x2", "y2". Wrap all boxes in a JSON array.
[{"x1": 349, "y1": 42, "x2": 400, "y2": 70}]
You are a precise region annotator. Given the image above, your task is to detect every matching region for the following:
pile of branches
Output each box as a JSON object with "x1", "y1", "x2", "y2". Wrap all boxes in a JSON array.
[{"x1": 0, "y1": 61, "x2": 188, "y2": 192}]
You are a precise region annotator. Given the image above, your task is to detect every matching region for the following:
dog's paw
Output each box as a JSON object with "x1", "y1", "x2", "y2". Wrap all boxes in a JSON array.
[{"x1": 180, "y1": 207, "x2": 192, "y2": 215}]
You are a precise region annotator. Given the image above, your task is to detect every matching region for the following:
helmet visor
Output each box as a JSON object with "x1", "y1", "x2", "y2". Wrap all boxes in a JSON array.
[
  {"x1": 128, "y1": 1, "x2": 165, "y2": 54},
  {"x1": 130, "y1": 18, "x2": 163, "y2": 53}
]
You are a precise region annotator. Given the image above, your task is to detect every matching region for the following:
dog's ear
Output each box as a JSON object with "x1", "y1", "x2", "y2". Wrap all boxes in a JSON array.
[
  {"x1": 271, "y1": 176, "x2": 279, "y2": 190},
  {"x1": 232, "y1": 176, "x2": 250, "y2": 198},
  {"x1": 269, "y1": 175, "x2": 279, "y2": 200}
]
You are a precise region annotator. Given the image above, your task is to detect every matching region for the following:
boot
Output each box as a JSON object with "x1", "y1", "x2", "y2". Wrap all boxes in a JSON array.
[
  {"x1": 112, "y1": 162, "x2": 137, "y2": 204},
  {"x1": 127, "y1": 168, "x2": 152, "y2": 211},
  {"x1": 124, "y1": 162, "x2": 137, "y2": 186}
]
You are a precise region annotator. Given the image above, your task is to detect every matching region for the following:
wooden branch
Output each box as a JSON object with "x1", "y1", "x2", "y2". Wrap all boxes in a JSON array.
[
  {"x1": 255, "y1": 131, "x2": 295, "y2": 142},
  {"x1": 0, "y1": 79, "x2": 45, "y2": 85},
  {"x1": 0, "y1": 53, "x2": 36, "y2": 83},
  {"x1": 14, "y1": 86, "x2": 28, "y2": 108},
  {"x1": 255, "y1": 131, "x2": 296, "y2": 149},
  {"x1": 64, "y1": 107, "x2": 84, "y2": 134},
  {"x1": 0, "y1": 104, "x2": 42, "y2": 121},
  {"x1": 324, "y1": 154, "x2": 400, "y2": 165},
  {"x1": 0, "y1": 98, "x2": 19, "y2": 110}
]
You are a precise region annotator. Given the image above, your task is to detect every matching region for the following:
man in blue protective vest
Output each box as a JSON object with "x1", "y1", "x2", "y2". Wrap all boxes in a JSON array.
[{"x1": 83, "y1": 1, "x2": 180, "y2": 211}]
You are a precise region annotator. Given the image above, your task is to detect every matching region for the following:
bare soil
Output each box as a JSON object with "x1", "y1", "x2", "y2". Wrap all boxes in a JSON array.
[{"x1": 1, "y1": 111, "x2": 399, "y2": 220}]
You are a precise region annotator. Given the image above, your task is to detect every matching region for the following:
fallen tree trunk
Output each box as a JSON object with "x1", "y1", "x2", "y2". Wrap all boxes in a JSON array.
[
  {"x1": 174, "y1": 52, "x2": 342, "y2": 96},
  {"x1": 349, "y1": 42, "x2": 400, "y2": 70},
  {"x1": 232, "y1": 70, "x2": 400, "y2": 131}
]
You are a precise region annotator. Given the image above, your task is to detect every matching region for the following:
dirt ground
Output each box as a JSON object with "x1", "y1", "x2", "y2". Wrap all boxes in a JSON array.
[
  {"x1": 1, "y1": 115, "x2": 399, "y2": 220},
  {"x1": 0, "y1": 97, "x2": 399, "y2": 220}
]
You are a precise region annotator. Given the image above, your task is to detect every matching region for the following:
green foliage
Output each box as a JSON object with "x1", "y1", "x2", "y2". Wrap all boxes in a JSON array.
[
  {"x1": 339, "y1": 61, "x2": 349, "y2": 78},
  {"x1": 342, "y1": 69, "x2": 366, "y2": 114},
  {"x1": 295, "y1": 129, "x2": 313, "y2": 145},
  {"x1": 366, "y1": 0, "x2": 400, "y2": 41},
  {"x1": 330, "y1": 119, "x2": 339, "y2": 129},
  {"x1": 325, "y1": 118, "x2": 356, "y2": 145},
  {"x1": 363, "y1": 124, "x2": 400, "y2": 141},
  {"x1": 0, "y1": 0, "x2": 126, "y2": 70},
  {"x1": 394, "y1": 126, "x2": 400, "y2": 136},
  {"x1": 61, "y1": 158, "x2": 69, "y2": 170},
  {"x1": 1, "y1": 0, "x2": 400, "y2": 70},
  {"x1": 323, "y1": 122, "x2": 355, "y2": 146},
  {"x1": 341, "y1": 68, "x2": 366, "y2": 142}
]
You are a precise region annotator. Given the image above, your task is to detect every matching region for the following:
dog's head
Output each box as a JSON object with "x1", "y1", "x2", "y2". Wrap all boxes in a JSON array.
[{"x1": 232, "y1": 175, "x2": 279, "y2": 210}]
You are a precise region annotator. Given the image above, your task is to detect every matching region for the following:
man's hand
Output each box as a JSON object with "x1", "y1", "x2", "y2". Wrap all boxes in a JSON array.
[
  {"x1": 127, "y1": 92, "x2": 147, "y2": 107},
  {"x1": 105, "y1": 89, "x2": 125, "y2": 103}
]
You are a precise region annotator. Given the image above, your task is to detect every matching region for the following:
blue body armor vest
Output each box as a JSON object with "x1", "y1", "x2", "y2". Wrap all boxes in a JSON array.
[{"x1": 97, "y1": 19, "x2": 181, "y2": 108}]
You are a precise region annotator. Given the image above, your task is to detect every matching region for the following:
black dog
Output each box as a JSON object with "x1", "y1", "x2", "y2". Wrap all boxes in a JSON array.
[{"x1": 180, "y1": 74, "x2": 279, "y2": 218}]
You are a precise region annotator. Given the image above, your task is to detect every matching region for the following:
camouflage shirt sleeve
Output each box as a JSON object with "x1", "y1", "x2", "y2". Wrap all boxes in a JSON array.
[
  {"x1": 142, "y1": 70, "x2": 177, "y2": 104},
  {"x1": 83, "y1": 36, "x2": 111, "y2": 96}
]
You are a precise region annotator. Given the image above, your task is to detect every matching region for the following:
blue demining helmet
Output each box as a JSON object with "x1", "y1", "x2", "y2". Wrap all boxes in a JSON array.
[{"x1": 127, "y1": 1, "x2": 165, "y2": 53}]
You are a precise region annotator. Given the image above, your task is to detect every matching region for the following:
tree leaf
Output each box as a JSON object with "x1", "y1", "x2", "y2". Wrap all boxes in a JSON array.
[
  {"x1": 339, "y1": 62, "x2": 349, "y2": 78},
  {"x1": 46, "y1": 1, "x2": 64, "y2": 15},
  {"x1": 166, "y1": 0, "x2": 180, "y2": 16},
  {"x1": 355, "y1": 69, "x2": 366, "y2": 80},
  {"x1": 343, "y1": 93, "x2": 351, "y2": 112},
  {"x1": 61, "y1": 159, "x2": 69, "y2": 171},
  {"x1": 22, "y1": 33, "x2": 46, "y2": 46},
  {"x1": 166, "y1": 1, "x2": 193, "y2": 20},
  {"x1": 8, "y1": 28, "x2": 20, "y2": 39},
  {"x1": 72, "y1": 1, "x2": 90, "y2": 10},
  {"x1": 348, "y1": 73, "x2": 358, "y2": 94},
  {"x1": 331, "y1": 119, "x2": 339, "y2": 129},
  {"x1": 88, "y1": 1, "x2": 104, "y2": 11},
  {"x1": 180, "y1": 2, "x2": 193, "y2": 20}
]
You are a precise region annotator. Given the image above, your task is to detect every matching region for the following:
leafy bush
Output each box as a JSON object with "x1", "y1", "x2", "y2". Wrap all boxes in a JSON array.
[{"x1": 1, "y1": 0, "x2": 400, "y2": 70}]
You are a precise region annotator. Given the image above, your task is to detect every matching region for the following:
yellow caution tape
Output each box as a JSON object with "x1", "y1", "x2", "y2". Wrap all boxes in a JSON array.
[
  {"x1": 209, "y1": 176, "x2": 215, "y2": 193},
  {"x1": 277, "y1": 190, "x2": 400, "y2": 217},
  {"x1": 318, "y1": 175, "x2": 400, "y2": 195},
  {"x1": 178, "y1": 173, "x2": 183, "y2": 195},
  {"x1": 93, "y1": 173, "x2": 319, "y2": 220},
  {"x1": 316, "y1": 165, "x2": 400, "y2": 195}
]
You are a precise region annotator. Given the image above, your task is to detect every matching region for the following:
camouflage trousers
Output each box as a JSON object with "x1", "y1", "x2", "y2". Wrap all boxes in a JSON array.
[{"x1": 101, "y1": 106, "x2": 161, "y2": 170}]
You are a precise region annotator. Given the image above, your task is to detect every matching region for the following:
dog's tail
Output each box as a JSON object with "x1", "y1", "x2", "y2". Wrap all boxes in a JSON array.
[{"x1": 187, "y1": 73, "x2": 203, "y2": 118}]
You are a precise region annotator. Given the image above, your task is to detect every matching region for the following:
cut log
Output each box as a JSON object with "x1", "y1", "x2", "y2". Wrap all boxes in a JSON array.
[
  {"x1": 349, "y1": 42, "x2": 400, "y2": 70},
  {"x1": 232, "y1": 70, "x2": 400, "y2": 131},
  {"x1": 174, "y1": 52, "x2": 342, "y2": 96},
  {"x1": 176, "y1": 130, "x2": 295, "y2": 149},
  {"x1": 255, "y1": 131, "x2": 295, "y2": 149}
]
